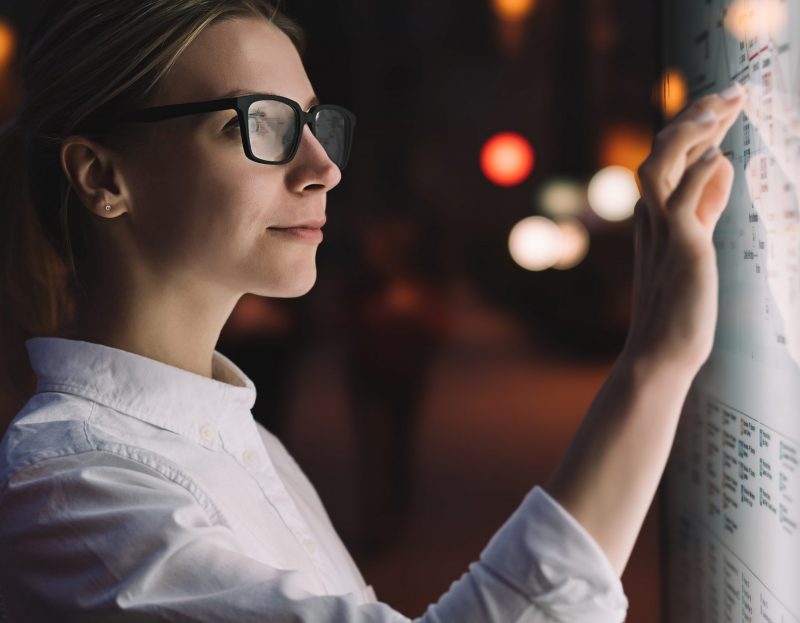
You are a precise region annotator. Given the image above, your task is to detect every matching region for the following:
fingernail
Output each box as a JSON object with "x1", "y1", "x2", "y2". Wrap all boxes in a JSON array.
[
  {"x1": 719, "y1": 82, "x2": 743, "y2": 100},
  {"x1": 695, "y1": 110, "x2": 717, "y2": 124},
  {"x1": 701, "y1": 145, "x2": 720, "y2": 161}
]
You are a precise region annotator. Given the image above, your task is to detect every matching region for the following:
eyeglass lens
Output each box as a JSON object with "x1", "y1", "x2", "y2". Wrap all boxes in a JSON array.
[{"x1": 247, "y1": 100, "x2": 347, "y2": 167}]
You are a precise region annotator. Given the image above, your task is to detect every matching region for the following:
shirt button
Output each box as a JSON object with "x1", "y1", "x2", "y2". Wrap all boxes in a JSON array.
[
  {"x1": 199, "y1": 424, "x2": 215, "y2": 441},
  {"x1": 302, "y1": 537, "x2": 317, "y2": 556},
  {"x1": 242, "y1": 449, "x2": 259, "y2": 467}
]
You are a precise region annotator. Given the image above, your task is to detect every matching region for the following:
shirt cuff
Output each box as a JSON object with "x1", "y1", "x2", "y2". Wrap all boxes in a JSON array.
[{"x1": 478, "y1": 485, "x2": 629, "y2": 623}]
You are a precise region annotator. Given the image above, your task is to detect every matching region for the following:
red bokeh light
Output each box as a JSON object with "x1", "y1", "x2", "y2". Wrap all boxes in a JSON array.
[{"x1": 480, "y1": 132, "x2": 535, "y2": 187}]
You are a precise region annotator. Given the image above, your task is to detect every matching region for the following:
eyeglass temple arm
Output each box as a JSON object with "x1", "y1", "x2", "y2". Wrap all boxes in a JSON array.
[{"x1": 117, "y1": 97, "x2": 241, "y2": 123}]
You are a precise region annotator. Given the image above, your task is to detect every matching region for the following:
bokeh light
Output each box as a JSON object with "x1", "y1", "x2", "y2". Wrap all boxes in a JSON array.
[
  {"x1": 0, "y1": 20, "x2": 16, "y2": 73},
  {"x1": 599, "y1": 124, "x2": 653, "y2": 172},
  {"x1": 490, "y1": 0, "x2": 537, "y2": 21},
  {"x1": 587, "y1": 165, "x2": 640, "y2": 222},
  {"x1": 535, "y1": 177, "x2": 586, "y2": 218},
  {"x1": 724, "y1": 0, "x2": 788, "y2": 40},
  {"x1": 508, "y1": 216, "x2": 562, "y2": 271},
  {"x1": 553, "y1": 218, "x2": 590, "y2": 270},
  {"x1": 659, "y1": 66, "x2": 688, "y2": 119},
  {"x1": 480, "y1": 132, "x2": 536, "y2": 187}
]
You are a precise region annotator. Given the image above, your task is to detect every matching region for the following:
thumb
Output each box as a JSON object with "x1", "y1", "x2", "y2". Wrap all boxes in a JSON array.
[
  {"x1": 695, "y1": 157, "x2": 734, "y2": 230},
  {"x1": 666, "y1": 146, "x2": 733, "y2": 237}
]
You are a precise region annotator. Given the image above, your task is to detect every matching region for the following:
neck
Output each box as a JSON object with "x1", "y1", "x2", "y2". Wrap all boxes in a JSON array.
[{"x1": 62, "y1": 275, "x2": 241, "y2": 383}]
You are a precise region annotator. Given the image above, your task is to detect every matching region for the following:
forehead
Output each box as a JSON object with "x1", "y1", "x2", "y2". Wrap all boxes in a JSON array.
[{"x1": 158, "y1": 16, "x2": 314, "y2": 106}]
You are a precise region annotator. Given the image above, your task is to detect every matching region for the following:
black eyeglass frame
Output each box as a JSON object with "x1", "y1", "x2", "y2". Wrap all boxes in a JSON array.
[{"x1": 115, "y1": 93, "x2": 357, "y2": 169}]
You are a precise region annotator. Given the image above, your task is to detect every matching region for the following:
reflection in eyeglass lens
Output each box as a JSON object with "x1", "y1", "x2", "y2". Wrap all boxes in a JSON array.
[
  {"x1": 315, "y1": 109, "x2": 345, "y2": 165},
  {"x1": 248, "y1": 100, "x2": 295, "y2": 161}
]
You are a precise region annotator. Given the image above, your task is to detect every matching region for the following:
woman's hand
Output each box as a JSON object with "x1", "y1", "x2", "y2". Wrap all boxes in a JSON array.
[
  {"x1": 623, "y1": 81, "x2": 747, "y2": 373},
  {"x1": 544, "y1": 83, "x2": 750, "y2": 578}
]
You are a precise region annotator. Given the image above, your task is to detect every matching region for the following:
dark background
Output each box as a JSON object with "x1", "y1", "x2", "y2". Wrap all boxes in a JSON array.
[{"x1": 0, "y1": 0, "x2": 667, "y2": 620}]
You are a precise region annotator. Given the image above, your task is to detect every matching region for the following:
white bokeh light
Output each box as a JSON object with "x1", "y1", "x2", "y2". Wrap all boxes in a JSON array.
[
  {"x1": 508, "y1": 216, "x2": 563, "y2": 271},
  {"x1": 587, "y1": 165, "x2": 640, "y2": 222},
  {"x1": 553, "y1": 218, "x2": 590, "y2": 270},
  {"x1": 535, "y1": 177, "x2": 586, "y2": 218}
]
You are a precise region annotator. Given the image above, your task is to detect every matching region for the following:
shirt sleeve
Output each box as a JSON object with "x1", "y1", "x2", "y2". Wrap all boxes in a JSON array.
[{"x1": 0, "y1": 450, "x2": 628, "y2": 623}]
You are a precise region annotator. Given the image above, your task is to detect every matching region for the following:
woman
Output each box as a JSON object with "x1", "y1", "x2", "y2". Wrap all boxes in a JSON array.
[{"x1": 0, "y1": 0, "x2": 746, "y2": 620}]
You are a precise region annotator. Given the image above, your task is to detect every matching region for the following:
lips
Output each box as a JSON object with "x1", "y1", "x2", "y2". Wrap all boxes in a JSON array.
[{"x1": 267, "y1": 223, "x2": 324, "y2": 243}]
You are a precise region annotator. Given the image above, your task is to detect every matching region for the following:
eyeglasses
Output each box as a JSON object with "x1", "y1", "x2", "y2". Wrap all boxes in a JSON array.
[{"x1": 114, "y1": 93, "x2": 357, "y2": 170}]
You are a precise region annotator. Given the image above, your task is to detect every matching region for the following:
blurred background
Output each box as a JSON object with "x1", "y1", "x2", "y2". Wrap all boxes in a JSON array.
[{"x1": 0, "y1": 0, "x2": 693, "y2": 621}]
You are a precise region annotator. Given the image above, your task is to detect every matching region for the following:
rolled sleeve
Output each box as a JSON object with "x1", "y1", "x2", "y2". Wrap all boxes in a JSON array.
[
  {"x1": 0, "y1": 450, "x2": 627, "y2": 623},
  {"x1": 478, "y1": 485, "x2": 629, "y2": 623}
]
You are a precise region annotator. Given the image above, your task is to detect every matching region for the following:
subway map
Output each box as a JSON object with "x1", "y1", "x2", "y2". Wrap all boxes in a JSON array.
[{"x1": 663, "y1": 0, "x2": 800, "y2": 621}]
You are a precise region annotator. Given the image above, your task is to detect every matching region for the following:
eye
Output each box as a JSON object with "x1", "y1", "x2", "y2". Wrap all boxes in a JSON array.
[{"x1": 223, "y1": 116, "x2": 240, "y2": 130}]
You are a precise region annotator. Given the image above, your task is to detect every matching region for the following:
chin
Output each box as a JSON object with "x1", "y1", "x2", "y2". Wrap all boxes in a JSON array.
[
  {"x1": 285, "y1": 278, "x2": 316, "y2": 298},
  {"x1": 260, "y1": 269, "x2": 318, "y2": 298}
]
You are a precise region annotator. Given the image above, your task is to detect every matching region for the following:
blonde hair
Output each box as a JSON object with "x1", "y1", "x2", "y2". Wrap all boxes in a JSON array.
[{"x1": 0, "y1": 0, "x2": 305, "y2": 431}]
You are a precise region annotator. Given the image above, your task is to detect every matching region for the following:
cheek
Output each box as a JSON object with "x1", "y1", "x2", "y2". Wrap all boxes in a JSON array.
[{"x1": 128, "y1": 134, "x2": 285, "y2": 271}]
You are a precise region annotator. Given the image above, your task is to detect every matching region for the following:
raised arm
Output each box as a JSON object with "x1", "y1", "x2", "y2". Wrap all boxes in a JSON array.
[
  {"x1": 543, "y1": 82, "x2": 747, "y2": 576},
  {"x1": 0, "y1": 444, "x2": 626, "y2": 622}
]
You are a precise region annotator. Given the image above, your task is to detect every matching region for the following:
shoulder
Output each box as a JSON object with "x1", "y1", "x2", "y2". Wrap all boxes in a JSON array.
[
  {"x1": 0, "y1": 391, "x2": 95, "y2": 479},
  {"x1": 0, "y1": 393, "x2": 222, "y2": 523}
]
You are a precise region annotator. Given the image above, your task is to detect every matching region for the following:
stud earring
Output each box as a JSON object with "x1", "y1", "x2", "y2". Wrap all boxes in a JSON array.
[{"x1": 104, "y1": 204, "x2": 112, "y2": 212}]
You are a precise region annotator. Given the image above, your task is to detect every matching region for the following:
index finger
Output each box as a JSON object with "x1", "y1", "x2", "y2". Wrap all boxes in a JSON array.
[{"x1": 642, "y1": 86, "x2": 745, "y2": 208}]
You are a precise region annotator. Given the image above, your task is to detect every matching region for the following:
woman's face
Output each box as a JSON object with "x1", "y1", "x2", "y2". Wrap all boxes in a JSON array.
[{"x1": 112, "y1": 16, "x2": 341, "y2": 299}]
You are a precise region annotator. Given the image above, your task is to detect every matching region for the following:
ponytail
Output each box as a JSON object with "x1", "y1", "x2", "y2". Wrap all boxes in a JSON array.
[{"x1": 0, "y1": 117, "x2": 75, "y2": 432}]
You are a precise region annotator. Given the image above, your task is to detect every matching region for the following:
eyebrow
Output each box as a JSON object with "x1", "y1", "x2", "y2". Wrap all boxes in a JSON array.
[{"x1": 219, "y1": 88, "x2": 320, "y2": 110}]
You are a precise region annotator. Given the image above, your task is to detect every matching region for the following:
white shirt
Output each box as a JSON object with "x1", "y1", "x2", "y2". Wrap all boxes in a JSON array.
[{"x1": 0, "y1": 336, "x2": 628, "y2": 622}]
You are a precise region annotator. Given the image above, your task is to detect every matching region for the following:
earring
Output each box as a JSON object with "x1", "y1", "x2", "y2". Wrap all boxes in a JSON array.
[{"x1": 104, "y1": 204, "x2": 112, "y2": 212}]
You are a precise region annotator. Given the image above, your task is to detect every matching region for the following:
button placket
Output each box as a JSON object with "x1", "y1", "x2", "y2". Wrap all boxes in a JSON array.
[
  {"x1": 219, "y1": 424, "x2": 304, "y2": 541},
  {"x1": 222, "y1": 418, "x2": 328, "y2": 582},
  {"x1": 250, "y1": 467, "x2": 323, "y2": 565}
]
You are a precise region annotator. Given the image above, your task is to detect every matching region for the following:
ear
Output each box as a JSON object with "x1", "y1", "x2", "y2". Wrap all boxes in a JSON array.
[{"x1": 60, "y1": 136, "x2": 130, "y2": 218}]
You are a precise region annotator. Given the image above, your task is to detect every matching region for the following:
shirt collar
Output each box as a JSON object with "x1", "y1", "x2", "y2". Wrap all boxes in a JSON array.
[{"x1": 25, "y1": 336, "x2": 257, "y2": 450}]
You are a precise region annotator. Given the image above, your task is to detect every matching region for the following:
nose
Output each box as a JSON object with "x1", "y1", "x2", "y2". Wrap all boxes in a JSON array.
[{"x1": 285, "y1": 124, "x2": 342, "y2": 193}]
